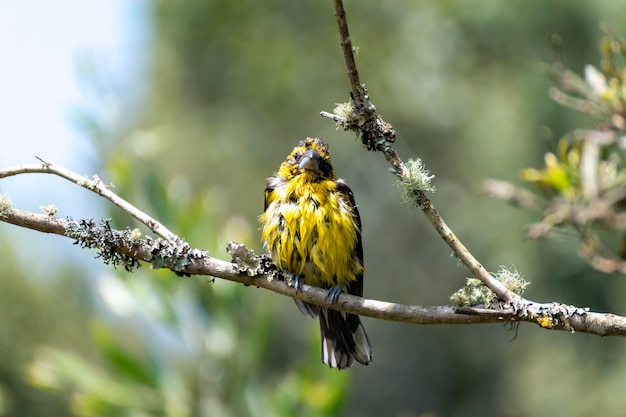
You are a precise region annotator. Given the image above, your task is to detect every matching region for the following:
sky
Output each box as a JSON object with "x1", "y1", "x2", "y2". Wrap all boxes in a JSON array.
[
  {"x1": 0, "y1": 1, "x2": 146, "y2": 204},
  {"x1": 0, "y1": 1, "x2": 147, "y2": 271}
]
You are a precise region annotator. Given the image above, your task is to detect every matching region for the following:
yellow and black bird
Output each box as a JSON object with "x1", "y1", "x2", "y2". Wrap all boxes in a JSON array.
[{"x1": 260, "y1": 137, "x2": 373, "y2": 369}]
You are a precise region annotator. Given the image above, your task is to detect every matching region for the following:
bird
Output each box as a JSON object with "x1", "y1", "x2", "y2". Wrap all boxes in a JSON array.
[{"x1": 260, "y1": 137, "x2": 373, "y2": 369}]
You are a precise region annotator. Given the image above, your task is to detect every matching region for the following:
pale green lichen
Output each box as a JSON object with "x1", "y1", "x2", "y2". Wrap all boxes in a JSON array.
[
  {"x1": 450, "y1": 266, "x2": 530, "y2": 308},
  {"x1": 398, "y1": 158, "x2": 436, "y2": 205},
  {"x1": 332, "y1": 101, "x2": 359, "y2": 131},
  {"x1": 129, "y1": 228, "x2": 143, "y2": 242},
  {"x1": 227, "y1": 241, "x2": 259, "y2": 276},
  {"x1": 0, "y1": 194, "x2": 12, "y2": 217},
  {"x1": 77, "y1": 177, "x2": 93, "y2": 188},
  {"x1": 62, "y1": 218, "x2": 205, "y2": 275},
  {"x1": 40, "y1": 204, "x2": 58, "y2": 216},
  {"x1": 145, "y1": 236, "x2": 205, "y2": 274},
  {"x1": 64, "y1": 218, "x2": 142, "y2": 272},
  {"x1": 333, "y1": 101, "x2": 353, "y2": 118}
]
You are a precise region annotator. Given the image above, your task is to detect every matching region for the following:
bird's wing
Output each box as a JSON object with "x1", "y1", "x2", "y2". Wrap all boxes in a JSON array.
[
  {"x1": 263, "y1": 176, "x2": 283, "y2": 211},
  {"x1": 335, "y1": 179, "x2": 364, "y2": 298}
]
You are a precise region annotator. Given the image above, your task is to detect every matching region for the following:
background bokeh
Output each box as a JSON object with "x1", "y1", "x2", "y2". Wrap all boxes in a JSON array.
[{"x1": 2, "y1": 1, "x2": 626, "y2": 416}]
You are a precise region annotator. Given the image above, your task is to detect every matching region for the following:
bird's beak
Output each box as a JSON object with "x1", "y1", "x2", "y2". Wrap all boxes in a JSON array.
[{"x1": 298, "y1": 150, "x2": 320, "y2": 173}]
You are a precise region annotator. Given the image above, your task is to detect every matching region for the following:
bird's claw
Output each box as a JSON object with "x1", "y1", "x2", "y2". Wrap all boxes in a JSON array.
[
  {"x1": 326, "y1": 285, "x2": 342, "y2": 305},
  {"x1": 293, "y1": 274, "x2": 303, "y2": 291}
]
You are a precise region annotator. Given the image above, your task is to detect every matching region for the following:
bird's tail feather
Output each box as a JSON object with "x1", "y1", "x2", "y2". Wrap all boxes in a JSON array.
[{"x1": 319, "y1": 307, "x2": 372, "y2": 369}]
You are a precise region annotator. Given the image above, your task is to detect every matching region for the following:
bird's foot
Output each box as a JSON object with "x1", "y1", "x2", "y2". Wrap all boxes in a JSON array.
[
  {"x1": 293, "y1": 274, "x2": 303, "y2": 292},
  {"x1": 284, "y1": 273, "x2": 304, "y2": 291},
  {"x1": 326, "y1": 285, "x2": 342, "y2": 305}
]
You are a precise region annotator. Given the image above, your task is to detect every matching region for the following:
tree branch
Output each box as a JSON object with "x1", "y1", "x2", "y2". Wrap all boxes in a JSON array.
[
  {"x1": 1, "y1": 185, "x2": 625, "y2": 337},
  {"x1": 325, "y1": 0, "x2": 522, "y2": 305},
  {"x1": 324, "y1": 2, "x2": 626, "y2": 342},
  {"x1": 1, "y1": 158, "x2": 177, "y2": 241}
]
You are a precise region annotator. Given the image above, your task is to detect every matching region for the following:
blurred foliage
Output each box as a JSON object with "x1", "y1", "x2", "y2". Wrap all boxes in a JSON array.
[
  {"x1": 3, "y1": 1, "x2": 626, "y2": 417},
  {"x1": 509, "y1": 28, "x2": 626, "y2": 275}
]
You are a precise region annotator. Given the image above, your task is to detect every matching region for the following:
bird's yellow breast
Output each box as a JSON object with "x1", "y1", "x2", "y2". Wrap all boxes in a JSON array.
[{"x1": 260, "y1": 174, "x2": 363, "y2": 288}]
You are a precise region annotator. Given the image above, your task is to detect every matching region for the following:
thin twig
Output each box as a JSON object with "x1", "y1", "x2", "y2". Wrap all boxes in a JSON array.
[
  {"x1": 333, "y1": 0, "x2": 363, "y2": 107},
  {"x1": 328, "y1": 0, "x2": 521, "y2": 304},
  {"x1": 0, "y1": 160, "x2": 177, "y2": 241},
  {"x1": 421, "y1": 199, "x2": 522, "y2": 304},
  {"x1": 320, "y1": 111, "x2": 347, "y2": 123}
]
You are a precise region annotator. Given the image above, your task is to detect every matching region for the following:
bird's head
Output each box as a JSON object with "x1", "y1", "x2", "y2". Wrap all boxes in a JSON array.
[{"x1": 278, "y1": 137, "x2": 336, "y2": 181}]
